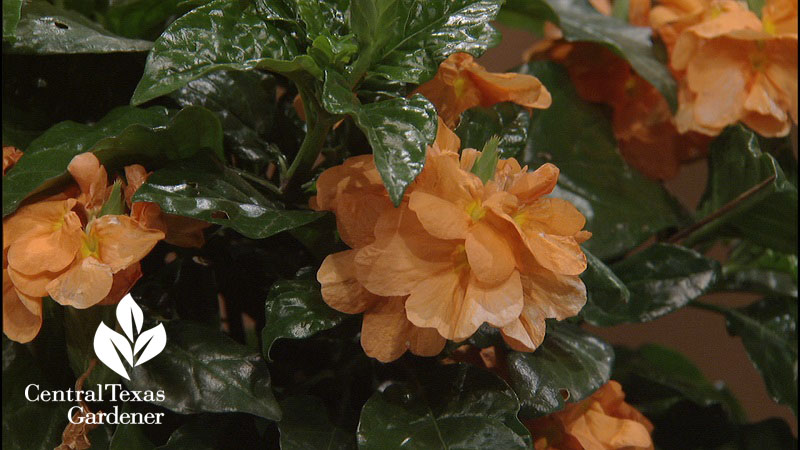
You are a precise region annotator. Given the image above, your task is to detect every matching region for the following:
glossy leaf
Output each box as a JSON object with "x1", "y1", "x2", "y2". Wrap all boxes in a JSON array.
[
  {"x1": 2, "y1": 338, "x2": 70, "y2": 450},
  {"x1": 108, "y1": 405, "x2": 156, "y2": 450},
  {"x1": 2, "y1": 105, "x2": 223, "y2": 217},
  {"x1": 2, "y1": 0, "x2": 23, "y2": 41},
  {"x1": 693, "y1": 126, "x2": 798, "y2": 254},
  {"x1": 262, "y1": 279, "x2": 346, "y2": 361},
  {"x1": 455, "y1": 102, "x2": 531, "y2": 159},
  {"x1": 501, "y1": 0, "x2": 677, "y2": 110},
  {"x1": 357, "y1": 363, "x2": 529, "y2": 449},
  {"x1": 125, "y1": 320, "x2": 281, "y2": 420},
  {"x1": 323, "y1": 71, "x2": 438, "y2": 204},
  {"x1": 716, "y1": 297, "x2": 798, "y2": 416},
  {"x1": 613, "y1": 344, "x2": 746, "y2": 422},
  {"x1": 156, "y1": 414, "x2": 261, "y2": 450},
  {"x1": 170, "y1": 70, "x2": 282, "y2": 174},
  {"x1": 131, "y1": 0, "x2": 318, "y2": 105},
  {"x1": 721, "y1": 241, "x2": 798, "y2": 298},
  {"x1": 104, "y1": 0, "x2": 199, "y2": 40},
  {"x1": 6, "y1": 1, "x2": 152, "y2": 54},
  {"x1": 579, "y1": 249, "x2": 632, "y2": 327},
  {"x1": 505, "y1": 321, "x2": 614, "y2": 418},
  {"x1": 366, "y1": 0, "x2": 503, "y2": 85},
  {"x1": 519, "y1": 61, "x2": 685, "y2": 260},
  {"x1": 133, "y1": 157, "x2": 324, "y2": 238},
  {"x1": 597, "y1": 243, "x2": 719, "y2": 323},
  {"x1": 279, "y1": 395, "x2": 355, "y2": 449}
]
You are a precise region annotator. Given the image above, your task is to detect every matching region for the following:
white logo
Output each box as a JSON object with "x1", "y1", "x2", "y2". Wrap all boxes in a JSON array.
[{"x1": 93, "y1": 294, "x2": 167, "y2": 380}]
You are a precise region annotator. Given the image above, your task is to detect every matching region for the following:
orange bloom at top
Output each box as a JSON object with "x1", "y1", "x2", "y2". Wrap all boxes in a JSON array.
[
  {"x1": 415, "y1": 53, "x2": 552, "y2": 128},
  {"x1": 662, "y1": 0, "x2": 798, "y2": 136},
  {"x1": 312, "y1": 121, "x2": 590, "y2": 361},
  {"x1": 526, "y1": 381, "x2": 655, "y2": 450}
]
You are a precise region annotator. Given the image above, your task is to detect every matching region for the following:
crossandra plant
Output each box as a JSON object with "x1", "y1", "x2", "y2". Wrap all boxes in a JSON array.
[{"x1": 1, "y1": 0, "x2": 797, "y2": 448}]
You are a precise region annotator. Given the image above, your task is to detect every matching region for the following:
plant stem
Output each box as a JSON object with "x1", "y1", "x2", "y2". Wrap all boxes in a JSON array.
[
  {"x1": 666, "y1": 174, "x2": 776, "y2": 245},
  {"x1": 281, "y1": 80, "x2": 335, "y2": 193}
]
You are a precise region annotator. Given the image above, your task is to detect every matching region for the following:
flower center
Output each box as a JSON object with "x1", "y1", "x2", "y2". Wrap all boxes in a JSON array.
[
  {"x1": 80, "y1": 230, "x2": 100, "y2": 259},
  {"x1": 451, "y1": 244, "x2": 470, "y2": 273},
  {"x1": 465, "y1": 199, "x2": 486, "y2": 222},
  {"x1": 453, "y1": 77, "x2": 468, "y2": 98}
]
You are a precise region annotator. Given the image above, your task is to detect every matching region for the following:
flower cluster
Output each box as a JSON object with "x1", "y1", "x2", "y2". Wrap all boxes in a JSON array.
[
  {"x1": 528, "y1": 0, "x2": 797, "y2": 179},
  {"x1": 654, "y1": 0, "x2": 797, "y2": 137},
  {"x1": 3, "y1": 152, "x2": 206, "y2": 343},
  {"x1": 313, "y1": 103, "x2": 590, "y2": 361}
]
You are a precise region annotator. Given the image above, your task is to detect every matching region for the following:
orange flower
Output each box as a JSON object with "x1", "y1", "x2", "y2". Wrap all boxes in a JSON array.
[
  {"x1": 124, "y1": 164, "x2": 210, "y2": 248},
  {"x1": 314, "y1": 121, "x2": 589, "y2": 360},
  {"x1": 669, "y1": 1, "x2": 798, "y2": 136},
  {"x1": 3, "y1": 153, "x2": 164, "y2": 312},
  {"x1": 527, "y1": 40, "x2": 710, "y2": 179},
  {"x1": 414, "y1": 53, "x2": 552, "y2": 127},
  {"x1": 3, "y1": 268, "x2": 42, "y2": 343},
  {"x1": 763, "y1": 0, "x2": 798, "y2": 36},
  {"x1": 525, "y1": 381, "x2": 654, "y2": 450},
  {"x1": 3, "y1": 146, "x2": 23, "y2": 174}
]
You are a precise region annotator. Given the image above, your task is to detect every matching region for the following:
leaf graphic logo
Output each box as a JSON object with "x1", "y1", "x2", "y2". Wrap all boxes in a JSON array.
[{"x1": 93, "y1": 294, "x2": 167, "y2": 380}]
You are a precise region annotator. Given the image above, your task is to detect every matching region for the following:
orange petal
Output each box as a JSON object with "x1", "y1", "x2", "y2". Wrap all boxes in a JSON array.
[
  {"x1": 409, "y1": 191, "x2": 470, "y2": 240},
  {"x1": 93, "y1": 215, "x2": 164, "y2": 273},
  {"x1": 463, "y1": 270, "x2": 523, "y2": 328},
  {"x1": 67, "y1": 152, "x2": 108, "y2": 210},
  {"x1": 529, "y1": 233, "x2": 587, "y2": 275},
  {"x1": 355, "y1": 208, "x2": 453, "y2": 297},
  {"x1": 3, "y1": 199, "x2": 78, "y2": 250},
  {"x1": 433, "y1": 116, "x2": 461, "y2": 153},
  {"x1": 98, "y1": 262, "x2": 143, "y2": 306},
  {"x1": 163, "y1": 214, "x2": 209, "y2": 248},
  {"x1": 3, "y1": 146, "x2": 23, "y2": 175},
  {"x1": 523, "y1": 269, "x2": 587, "y2": 321},
  {"x1": 123, "y1": 164, "x2": 150, "y2": 207},
  {"x1": 318, "y1": 250, "x2": 381, "y2": 314},
  {"x1": 524, "y1": 198, "x2": 587, "y2": 237},
  {"x1": 335, "y1": 192, "x2": 391, "y2": 248},
  {"x1": 464, "y1": 220, "x2": 516, "y2": 285},
  {"x1": 7, "y1": 266, "x2": 61, "y2": 297},
  {"x1": 405, "y1": 270, "x2": 471, "y2": 340},
  {"x1": 508, "y1": 163, "x2": 559, "y2": 203},
  {"x1": 47, "y1": 257, "x2": 114, "y2": 309},
  {"x1": 7, "y1": 211, "x2": 82, "y2": 275},
  {"x1": 501, "y1": 314, "x2": 546, "y2": 352},
  {"x1": 360, "y1": 296, "x2": 413, "y2": 363},
  {"x1": 408, "y1": 325, "x2": 446, "y2": 357},
  {"x1": 3, "y1": 269, "x2": 43, "y2": 343},
  {"x1": 568, "y1": 407, "x2": 653, "y2": 450},
  {"x1": 469, "y1": 69, "x2": 553, "y2": 110}
]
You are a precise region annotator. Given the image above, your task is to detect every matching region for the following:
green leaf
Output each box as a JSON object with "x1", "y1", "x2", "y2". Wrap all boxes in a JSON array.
[
  {"x1": 692, "y1": 126, "x2": 798, "y2": 254},
  {"x1": 262, "y1": 279, "x2": 346, "y2": 361},
  {"x1": 519, "y1": 61, "x2": 685, "y2": 260},
  {"x1": 5, "y1": 1, "x2": 152, "y2": 54},
  {"x1": 349, "y1": 0, "x2": 400, "y2": 50},
  {"x1": 505, "y1": 321, "x2": 614, "y2": 417},
  {"x1": 108, "y1": 405, "x2": 156, "y2": 450},
  {"x1": 579, "y1": 249, "x2": 632, "y2": 327},
  {"x1": 132, "y1": 157, "x2": 324, "y2": 239},
  {"x1": 455, "y1": 102, "x2": 531, "y2": 159},
  {"x1": 501, "y1": 0, "x2": 678, "y2": 110},
  {"x1": 323, "y1": 71, "x2": 438, "y2": 204},
  {"x1": 156, "y1": 414, "x2": 259, "y2": 450},
  {"x1": 2, "y1": 105, "x2": 224, "y2": 218},
  {"x1": 606, "y1": 243, "x2": 719, "y2": 323},
  {"x1": 63, "y1": 305, "x2": 120, "y2": 390},
  {"x1": 721, "y1": 241, "x2": 797, "y2": 298},
  {"x1": 712, "y1": 297, "x2": 797, "y2": 416},
  {"x1": 97, "y1": 180, "x2": 126, "y2": 217},
  {"x1": 613, "y1": 344, "x2": 746, "y2": 422},
  {"x1": 747, "y1": 0, "x2": 766, "y2": 17},
  {"x1": 131, "y1": 0, "x2": 318, "y2": 105},
  {"x1": 366, "y1": 0, "x2": 503, "y2": 84},
  {"x1": 496, "y1": 0, "x2": 557, "y2": 36},
  {"x1": 104, "y1": 0, "x2": 198, "y2": 40},
  {"x1": 357, "y1": 363, "x2": 529, "y2": 449},
  {"x1": 125, "y1": 320, "x2": 282, "y2": 420},
  {"x1": 471, "y1": 135, "x2": 501, "y2": 183},
  {"x1": 279, "y1": 395, "x2": 355, "y2": 449},
  {"x1": 2, "y1": 0, "x2": 23, "y2": 41},
  {"x1": 170, "y1": 70, "x2": 282, "y2": 174},
  {"x1": 2, "y1": 338, "x2": 70, "y2": 450}
]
